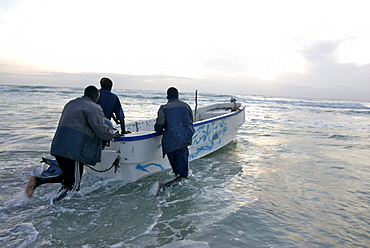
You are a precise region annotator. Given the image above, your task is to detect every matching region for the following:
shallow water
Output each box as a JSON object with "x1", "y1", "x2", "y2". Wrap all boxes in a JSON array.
[{"x1": 1, "y1": 85, "x2": 370, "y2": 247}]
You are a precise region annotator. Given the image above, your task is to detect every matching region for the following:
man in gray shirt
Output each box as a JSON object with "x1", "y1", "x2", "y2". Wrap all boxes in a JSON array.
[{"x1": 25, "y1": 86, "x2": 120, "y2": 200}]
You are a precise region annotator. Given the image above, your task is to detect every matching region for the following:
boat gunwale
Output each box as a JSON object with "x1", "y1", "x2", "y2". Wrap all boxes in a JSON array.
[{"x1": 114, "y1": 102, "x2": 246, "y2": 142}]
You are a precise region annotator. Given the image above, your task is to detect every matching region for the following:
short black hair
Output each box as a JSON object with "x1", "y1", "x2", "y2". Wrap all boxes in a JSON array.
[
  {"x1": 84, "y1": 85, "x2": 99, "y2": 99},
  {"x1": 100, "y1": 77, "x2": 113, "y2": 90},
  {"x1": 167, "y1": 87, "x2": 178, "y2": 99}
]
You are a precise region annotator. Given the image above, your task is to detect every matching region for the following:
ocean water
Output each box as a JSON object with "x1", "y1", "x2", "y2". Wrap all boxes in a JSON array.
[{"x1": 1, "y1": 84, "x2": 369, "y2": 248}]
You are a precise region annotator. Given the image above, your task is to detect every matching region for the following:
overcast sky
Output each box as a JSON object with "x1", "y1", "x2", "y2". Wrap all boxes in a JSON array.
[{"x1": 1, "y1": 0, "x2": 369, "y2": 100}]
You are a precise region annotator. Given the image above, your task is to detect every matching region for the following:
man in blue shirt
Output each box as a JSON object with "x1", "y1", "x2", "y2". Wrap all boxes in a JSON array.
[
  {"x1": 154, "y1": 87, "x2": 195, "y2": 181},
  {"x1": 97, "y1": 77, "x2": 130, "y2": 134}
]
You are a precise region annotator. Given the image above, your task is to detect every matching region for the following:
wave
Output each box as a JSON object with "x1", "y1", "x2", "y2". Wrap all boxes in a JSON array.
[
  {"x1": 328, "y1": 134, "x2": 352, "y2": 140},
  {"x1": 2, "y1": 84, "x2": 368, "y2": 111},
  {"x1": 116, "y1": 90, "x2": 164, "y2": 100},
  {"x1": 291, "y1": 101, "x2": 370, "y2": 110},
  {"x1": 242, "y1": 96, "x2": 370, "y2": 110},
  {"x1": 116, "y1": 89, "x2": 233, "y2": 104},
  {"x1": 0, "y1": 84, "x2": 82, "y2": 95}
]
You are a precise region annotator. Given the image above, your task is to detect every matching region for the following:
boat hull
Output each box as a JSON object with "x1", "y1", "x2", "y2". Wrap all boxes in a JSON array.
[{"x1": 86, "y1": 102, "x2": 245, "y2": 182}]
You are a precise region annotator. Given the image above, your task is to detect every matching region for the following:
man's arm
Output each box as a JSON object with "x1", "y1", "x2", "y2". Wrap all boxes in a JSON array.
[
  {"x1": 88, "y1": 108, "x2": 116, "y2": 141},
  {"x1": 154, "y1": 106, "x2": 165, "y2": 133},
  {"x1": 120, "y1": 118, "x2": 131, "y2": 134},
  {"x1": 112, "y1": 114, "x2": 119, "y2": 124}
]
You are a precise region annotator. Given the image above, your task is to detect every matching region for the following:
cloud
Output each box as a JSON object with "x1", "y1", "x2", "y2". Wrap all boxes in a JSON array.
[
  {"x1": 0, "y1": 0, "x2": 22, "y2": 12},
  {"x1": 204, "y1": 55, "x2": 250, "y2": 74},
  {"x1": 1, "y1": 0, "x2": 370, "y2": 101},
  {"x1": 268, "y1": 40, "x2": 370, "y2": 100},
  {"x1": 1, "y1": 39, "x2": 370, "y2": 101},
  {"x1": 300, "y1": 40, "x2": 340, "y2": 64},
  {"x1": 0, "y1": 70, "x2": 198, "y2": 93}
]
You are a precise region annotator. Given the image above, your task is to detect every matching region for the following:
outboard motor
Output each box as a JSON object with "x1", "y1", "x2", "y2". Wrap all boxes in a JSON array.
[{"x1": 33, "y1": 157, "x2": 63, "y2": 178}]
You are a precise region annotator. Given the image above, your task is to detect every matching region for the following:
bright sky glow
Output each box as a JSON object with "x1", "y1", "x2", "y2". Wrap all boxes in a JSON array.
[{"x1": 1, "y1": 0, "x2": 370, "y2": 100}]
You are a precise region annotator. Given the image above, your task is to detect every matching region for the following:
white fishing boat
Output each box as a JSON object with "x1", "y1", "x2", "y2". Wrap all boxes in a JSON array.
[{"x1": 85, "y1": 99, "x2": 246, "y2": 182}]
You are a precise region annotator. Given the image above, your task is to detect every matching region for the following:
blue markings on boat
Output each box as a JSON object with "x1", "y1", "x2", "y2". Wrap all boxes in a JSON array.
[{"x1": 135, "y1": 163, "x2": 165, "y2": 172}]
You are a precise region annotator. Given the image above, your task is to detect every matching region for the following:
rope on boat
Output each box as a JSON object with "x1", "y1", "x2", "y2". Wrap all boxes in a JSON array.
[
  {"x1": 194, "y1": 90, "x2": 198, "y2": 122},
  {"x1": 85, "y1": 157, "x2": 120, "y2": 173}
]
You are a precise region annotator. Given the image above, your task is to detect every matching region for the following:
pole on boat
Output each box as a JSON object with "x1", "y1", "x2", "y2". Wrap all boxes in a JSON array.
[{"x1": 194, "y1": 90, "x2": 198, "y2": 122}]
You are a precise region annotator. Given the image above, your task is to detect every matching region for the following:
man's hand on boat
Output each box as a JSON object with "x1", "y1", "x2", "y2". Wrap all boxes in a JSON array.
[
  {"x1": 113, "y1": 130, "x2": 131, "y2": 138},
  {"x1": 113, "y1": 132, "x2": 122, "y2": 138}
]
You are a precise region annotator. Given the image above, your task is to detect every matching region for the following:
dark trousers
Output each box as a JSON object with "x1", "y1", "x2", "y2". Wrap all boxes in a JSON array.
[
  {"x1": 35, "y1": 156, "x2": 84, "y2": 191},
  {"x1": 55, "y1": 156, "x2": 84, "y2": 191},
  {"x1": 166, "y1": 146, "x2": 189, "y2": 178}
]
